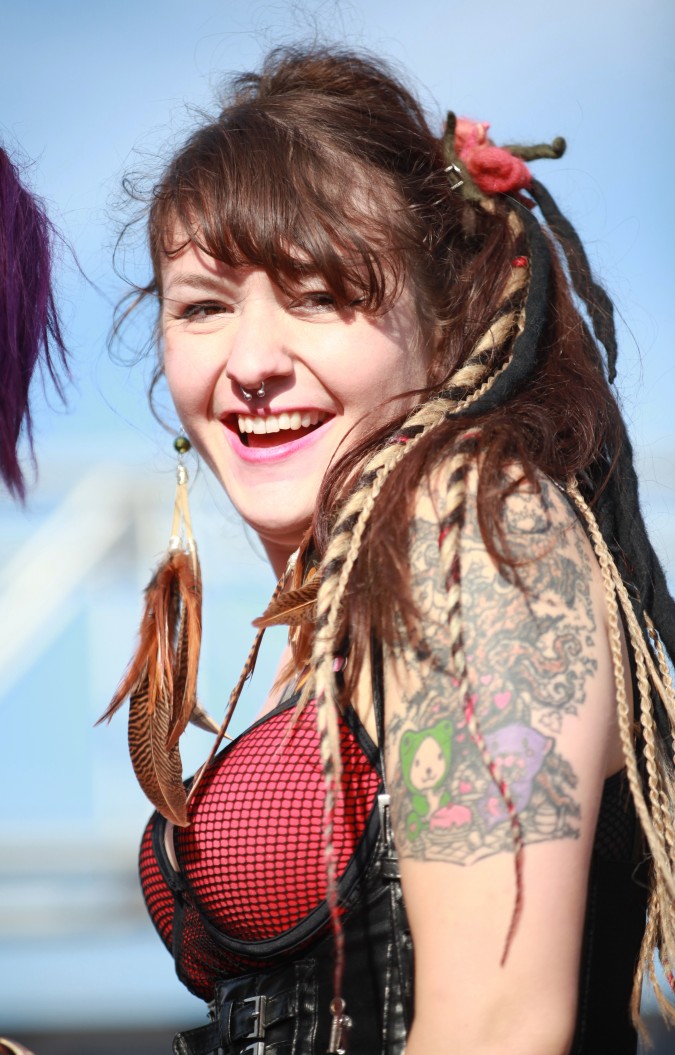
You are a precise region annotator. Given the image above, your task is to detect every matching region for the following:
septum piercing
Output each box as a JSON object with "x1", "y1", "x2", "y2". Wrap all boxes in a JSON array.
[{"x1": 241, "y1": 382, "x2": 266, "y2": 401}]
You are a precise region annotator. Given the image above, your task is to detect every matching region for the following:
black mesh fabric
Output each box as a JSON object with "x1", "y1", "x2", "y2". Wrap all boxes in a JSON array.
[
  {"x1": 139, "y1": 700, "x2": 381, "y2": 1000},
  {"x1": 592, "y1": 769, "x2": 638, "y2": 862}
]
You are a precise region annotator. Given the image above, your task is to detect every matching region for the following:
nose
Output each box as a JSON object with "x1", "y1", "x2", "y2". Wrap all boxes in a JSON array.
[{"x1": 224, "y1": 301, "x2": 293, "y2": 397}]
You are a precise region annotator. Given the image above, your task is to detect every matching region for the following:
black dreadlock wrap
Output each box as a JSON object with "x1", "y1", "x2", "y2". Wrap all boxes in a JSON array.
[{"x1": 529, "y1": 178, "x2": 618, "y2": 383}]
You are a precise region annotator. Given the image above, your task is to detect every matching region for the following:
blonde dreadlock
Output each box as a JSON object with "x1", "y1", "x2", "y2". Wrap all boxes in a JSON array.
[
  {"x1": 301, "y1": 251, "x2": 531, "y2": 1003},
  {"x1": 567, "y1": 480, "x2": 675, "y2": 1034}
]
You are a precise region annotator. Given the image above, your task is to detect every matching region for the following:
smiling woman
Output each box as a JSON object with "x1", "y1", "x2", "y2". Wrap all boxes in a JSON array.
[{"x1": 106, "y1": 46, "x2": 675, "y2": 1055}]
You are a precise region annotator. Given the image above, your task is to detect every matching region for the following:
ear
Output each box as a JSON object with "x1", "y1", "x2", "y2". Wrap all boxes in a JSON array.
[{"x1": 439, "y1": 718, "x2": 454, "y2": 742}]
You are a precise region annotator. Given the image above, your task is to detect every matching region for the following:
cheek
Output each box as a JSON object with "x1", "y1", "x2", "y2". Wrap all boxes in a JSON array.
[{"x1": 163, "y1": 345, "x2": 211, "y2": 422}]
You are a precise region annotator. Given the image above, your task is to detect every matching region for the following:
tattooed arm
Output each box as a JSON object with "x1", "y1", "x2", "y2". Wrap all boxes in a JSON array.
[{"x1": 384, "y1": 470, "x2": 629, "y2": 1055}]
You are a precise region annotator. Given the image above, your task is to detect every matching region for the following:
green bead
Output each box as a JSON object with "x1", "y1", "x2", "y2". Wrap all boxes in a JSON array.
[{"x1": 174, "y1": 435, "x2": 191, "y2": 454}]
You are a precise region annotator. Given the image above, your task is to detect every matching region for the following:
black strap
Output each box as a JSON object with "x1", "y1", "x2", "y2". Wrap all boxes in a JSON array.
[
  {"x1": 370, "y1": 632, "x2": 386, "y2": 763},
  {"x1": 172, "y1": 1021, "x2": 220, "y2": 1055}
]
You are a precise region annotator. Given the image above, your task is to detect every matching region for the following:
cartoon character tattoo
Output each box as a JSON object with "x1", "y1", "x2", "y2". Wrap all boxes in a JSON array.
[
  {"x1": 400, "y1": 719, "x2": 453, "y2": 839},
  {"x1": 477, "y1": 722, "x2": 553, "y2": 828}
]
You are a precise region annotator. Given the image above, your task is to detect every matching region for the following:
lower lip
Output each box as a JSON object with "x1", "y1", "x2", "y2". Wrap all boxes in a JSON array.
[{"x1": 224, "y1": 418, "x2": 335, "y2": 464}]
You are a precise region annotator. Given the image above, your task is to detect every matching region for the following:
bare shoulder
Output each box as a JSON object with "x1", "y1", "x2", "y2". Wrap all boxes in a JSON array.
[{"x1": 384, "y1": 463, "x2": 617, "y2": 865}]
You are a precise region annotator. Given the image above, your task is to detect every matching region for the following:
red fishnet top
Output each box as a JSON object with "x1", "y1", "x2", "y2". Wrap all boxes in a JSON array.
[{"x1": 139, "y1": 698, "x2": 382, "y2": 1000}]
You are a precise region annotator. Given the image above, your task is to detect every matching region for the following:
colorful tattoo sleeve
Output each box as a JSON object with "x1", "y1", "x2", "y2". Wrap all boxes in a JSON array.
[{"x1": 386, "y1": 475, "x2": 597, "y2": 865}]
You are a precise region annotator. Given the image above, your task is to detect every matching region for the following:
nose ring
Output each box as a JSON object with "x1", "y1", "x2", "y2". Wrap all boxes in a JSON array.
[{"x1": 241, "y1": 382, "x2": 266, "y2": 401}]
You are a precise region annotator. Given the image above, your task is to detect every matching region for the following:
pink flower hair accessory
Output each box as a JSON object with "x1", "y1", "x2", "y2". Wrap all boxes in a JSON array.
[{"x1": 442, "y1": 112, "x2": 566, "y2": 200}]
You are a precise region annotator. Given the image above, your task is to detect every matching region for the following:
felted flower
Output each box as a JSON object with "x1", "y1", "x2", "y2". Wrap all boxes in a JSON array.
[
  {"x1": 454, "y1": 117, "x2": 490, "y2": 154},
  {"x1": 455, "y1": 117, "x2": 532, "y2": 196}
]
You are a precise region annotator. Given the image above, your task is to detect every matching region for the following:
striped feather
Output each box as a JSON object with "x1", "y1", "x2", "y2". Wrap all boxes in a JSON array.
[
  {"x1": 253, "y1": 578, "x2": 319, "y2": 628},
  {"x1": 128, "y1": 673, "x2": 188, "y2": 827}
]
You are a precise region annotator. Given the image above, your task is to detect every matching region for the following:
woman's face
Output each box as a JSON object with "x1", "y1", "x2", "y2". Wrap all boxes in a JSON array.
[{"x1": 161, "y1": 240, "x2": 430, "y2": 572}]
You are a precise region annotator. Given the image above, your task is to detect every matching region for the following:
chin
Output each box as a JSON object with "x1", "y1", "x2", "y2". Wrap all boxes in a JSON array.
[{"x1": 240, "y1": 509, "x2": 313, "y2": 555}]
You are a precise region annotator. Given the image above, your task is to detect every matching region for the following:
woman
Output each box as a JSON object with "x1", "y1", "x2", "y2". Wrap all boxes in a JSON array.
[{"x1": 107, "y1": 47, "x2": 675, "y2": 1055}]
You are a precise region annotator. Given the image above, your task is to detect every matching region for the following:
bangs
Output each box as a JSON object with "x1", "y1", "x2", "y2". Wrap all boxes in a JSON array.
[{"x1": 149, "y1": 103, "x2": 407, "y2": 309}]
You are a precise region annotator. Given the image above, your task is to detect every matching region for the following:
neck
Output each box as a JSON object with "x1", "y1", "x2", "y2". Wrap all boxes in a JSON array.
[{"x1": 262, "y1": 538, "x2": 298, "y2": 580}]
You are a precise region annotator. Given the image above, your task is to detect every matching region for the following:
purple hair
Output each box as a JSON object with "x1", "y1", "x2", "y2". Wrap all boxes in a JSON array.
[{"x1": 0, "y1": 147, "x2": 68, "y2": 500}]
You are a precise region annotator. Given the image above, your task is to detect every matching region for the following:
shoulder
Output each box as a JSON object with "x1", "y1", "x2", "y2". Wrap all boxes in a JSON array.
[
  {"x1": 407, "y1": 461, "x2": 598, "y2": 657},
  {"x1": 417, "y1": 458, "x2": 580, "y2": 563}
]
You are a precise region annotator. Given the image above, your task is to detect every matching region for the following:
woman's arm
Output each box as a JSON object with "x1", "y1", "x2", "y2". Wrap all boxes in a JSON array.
[{"x1": 384, "y1": 472, "x2": 628, "y2": 1055}]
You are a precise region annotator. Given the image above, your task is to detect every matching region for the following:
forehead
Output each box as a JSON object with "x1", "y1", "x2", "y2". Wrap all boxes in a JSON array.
[
  {"x1": 159, "y1": 231, "x2": 344, "y2": 298},
  {"x1": 160, "y1": 238, "x2": 231, "y2": 289}
]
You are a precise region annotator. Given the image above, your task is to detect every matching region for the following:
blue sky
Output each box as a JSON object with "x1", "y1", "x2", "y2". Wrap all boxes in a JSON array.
[{"x1": 1, "y1": 0, "x2": 674, "y2": 1035}]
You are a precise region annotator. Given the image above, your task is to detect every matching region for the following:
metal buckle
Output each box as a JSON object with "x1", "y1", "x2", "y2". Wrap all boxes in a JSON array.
[
  {"x1": 378, "y1": 792, "x2": 400, "y2": 880},
  {"x1": 242, "y1": 994, "x2": 268, "y2": 1040}
]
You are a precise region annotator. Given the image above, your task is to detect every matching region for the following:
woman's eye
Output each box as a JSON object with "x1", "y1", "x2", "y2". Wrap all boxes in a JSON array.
[
  {"x1": 291, "y1": 291, "x2": 365, "y2": 313},
  {"x1": 294, "y1": 291, "x2": 338, "y2": 312},
  {"x1": 181, "y1": 301, "x2": 228, "y2": 320}
]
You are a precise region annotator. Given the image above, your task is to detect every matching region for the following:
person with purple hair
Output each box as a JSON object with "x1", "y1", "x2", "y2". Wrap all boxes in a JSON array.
[
  {"x1": 0, "y1": 145, "x2": 67, "y2": 1055},
  {"x1": 0, "y1": 145, "x2": 68, "y2": 501}
]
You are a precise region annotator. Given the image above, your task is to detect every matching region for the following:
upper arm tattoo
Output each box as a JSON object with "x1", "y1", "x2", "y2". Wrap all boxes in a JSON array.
[{"x1": 386, "y1": 477, "x2": 597, "y2": 865}]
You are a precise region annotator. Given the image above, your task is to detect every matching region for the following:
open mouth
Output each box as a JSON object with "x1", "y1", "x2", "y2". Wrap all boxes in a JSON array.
[{"x1": 232, "y1": 409, "x2": 331, "y2": 448}]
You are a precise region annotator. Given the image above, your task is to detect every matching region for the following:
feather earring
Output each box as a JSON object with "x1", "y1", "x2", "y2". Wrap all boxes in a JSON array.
[{"x1": 99, "y1": 435, "x2": 207, "y2": 826}]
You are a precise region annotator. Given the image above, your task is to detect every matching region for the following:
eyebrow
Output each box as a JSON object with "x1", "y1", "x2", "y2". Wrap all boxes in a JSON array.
[
  {"x1": 163, "y1": 273, "x2": 230, "y2": 297},
  {"x1": 162, "y1": 264, "x2": 328, "y2": 300}
]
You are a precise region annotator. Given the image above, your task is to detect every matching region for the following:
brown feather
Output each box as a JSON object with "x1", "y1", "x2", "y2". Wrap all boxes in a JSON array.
[
  {"x1": 128, "y1": 672, "x2": 188, "y2": 827},
  {"x1": 145, "y1": 556, "x2": 182, "y2": 712},
  {"x1": 253, "y1": 579, "x2": 319, "y2": 628},
  {"x1": 98, "y1": 551, "x2": 190, "y2": 725},
  {"x1": 189, "y1": 701, "x2": 221, "y2": 735},
  {"x1": 167, "y1": 552, "x2": 202, "y2": 750}
]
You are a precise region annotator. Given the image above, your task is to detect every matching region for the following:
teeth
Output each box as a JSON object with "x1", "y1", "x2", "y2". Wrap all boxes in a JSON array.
[{"x1": 237, "y1": 410, "x2": 326, "y2": 435}]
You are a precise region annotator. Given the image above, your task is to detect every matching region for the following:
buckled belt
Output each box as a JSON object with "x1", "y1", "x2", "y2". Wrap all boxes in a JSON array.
[{"x1": 173, "y1": 960, "x2": 317, "y2": 1055}]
